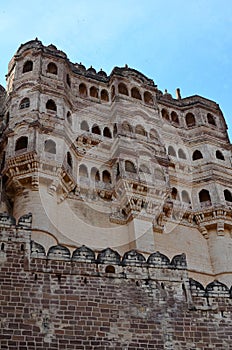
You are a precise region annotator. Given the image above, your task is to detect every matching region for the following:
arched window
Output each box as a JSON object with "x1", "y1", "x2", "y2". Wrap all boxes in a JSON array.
[
  {"x1": 66, "y1": 74, "x2": 71, "y2": 87},
  {"x1": 135, "y1": 125, "x2": 146, "y2": 136},
  {"x1": 224, "y1": 189, "x2": 232, "y2": 202},
  {"x1": 103, "y1": 127, "x2": 112, "y2": 138},
  {"x1": 122, "y1": 121, "x2": 133, "y2": 133},
  {"x1": 67, "y1": 111, "x2": 72, "y2": 125},
  {"x1": 105, "y1": 265, "x2": 115, "y2": 273},
  {"x1": 15, "y1": 136, "x2": 28, "y2": 151},
  {"x1": 171, "y1": 187, "x2": 178, "y2": 200},
  {"x1": 168, "y1": 146, "x2": 176, "y2": 157},
  {"x1": 178, "y1": 149, "x2": 187, "y2": 159},
  {"x1": 216, "y1": 150, "x2": 225, "y2": 160},
  {"x1": 46, "y1": 99, "x2": 57, "y2": 111},
  {"x1": 161, "y1": 108, "x2": 169, "y2": 121},
  {"x1": 19, "y1": 97, "x2": 30, "y2": 109},
  {"x1": 192, "y1": 150, "x2": 203, "y2": 161},
  {"x1": 92, "y1": 124, "x2": 101, "y2": 135},
  {"x1": 182, "y1": 190, "x2": 191, "y2": 204},
  {"x1": 79, "y1": 164, "x2": 88, "y2": 177},
  {"x1": 80, "y1": 120, "x2": 89, "y2": 132},
  {"x1": 118, "y1": 83, "x2": 128, "y2": 96},
  {"x1": 185, "y1": 112, "x2": 196, "y2": 127},
  {"x1": 79, "y1": 83, "x2": 87, "y2": 97},
  {"x1": 47, "y1": 62, "x2": 57, "y2": 75},
  {"x1": 113, "y1": 123, "x2": 117, "y2": 137},
  {"x1": 131, "y1": 87, "x2": 142, "y2": 100},
  {"x1": 44, "y1": 139, "x2": 56, "y2": 154},
  {"x1": 100, "y1": 89, "x2": 109, "y2": 102},
  {"x1": 150, "y1": 129, "x2": 159, "y2": 140},
  {"x1": 91, "y1": 167, "x2": 100, "y2": 181},
  {"x1": 139, "y1": 164, "x2": 151, "y2": 174},
  {"x1": 125, "y1": 160, "x2": 136, "y2": 173},
  {"x1": 90, "y1": 86, "x2": 98, "y2": 98},
  {"x1": 199, "y1": 189, "x2": 211, "y2": 206},
  {"x1": 207, "y1": 113, "x2": 216, "y2": 126},
  {"x1": 67, "y1": 152, "x2": 72, "y2": 169},
  {"x1": 111, "y1": 85, "x2": 115, "y2": 99},
  {"x1": 171, "y1": 111, "x2": 179, "y2": 124},
  {"x1": 144, "y1": 91, "x2": 153, "y2": 105},
  {"x1": 102, "y1": 170, "x2": 111, "y2": 183},
  {"x1": 6, "y1": 112, "x2": 10, "y2": 124},
  {"x1": 23, "y1": 60, "x2": 33, "y2": 73}
]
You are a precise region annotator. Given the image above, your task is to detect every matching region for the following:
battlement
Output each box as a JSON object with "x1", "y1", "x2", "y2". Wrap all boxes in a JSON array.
[{"x1": 0, "y1": 212, "x2": 232, "y2": 299}]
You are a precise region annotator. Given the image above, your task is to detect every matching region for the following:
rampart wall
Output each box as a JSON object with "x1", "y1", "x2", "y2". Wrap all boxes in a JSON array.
[{"x1": 0, "y1": 213, "x2": 232, "y2": 349}]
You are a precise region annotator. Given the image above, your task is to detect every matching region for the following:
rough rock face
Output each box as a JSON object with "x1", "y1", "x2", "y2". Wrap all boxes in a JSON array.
[{"x1": 0, "y1": 39, "x2": 232, "y2": 348}]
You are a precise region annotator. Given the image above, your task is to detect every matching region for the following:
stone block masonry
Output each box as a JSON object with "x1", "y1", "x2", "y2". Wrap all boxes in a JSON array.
[{"x1": 0, "y1": 214, "x2": 232, "y2": 349}]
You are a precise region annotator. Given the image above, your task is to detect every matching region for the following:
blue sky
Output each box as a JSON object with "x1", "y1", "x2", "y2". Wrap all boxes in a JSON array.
[{"x1": 0, "y1": 0, "x2": 231, "y2": 138}]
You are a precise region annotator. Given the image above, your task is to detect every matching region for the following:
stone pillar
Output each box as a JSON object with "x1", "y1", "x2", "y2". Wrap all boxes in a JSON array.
[
  {"x1": 128, "y1": 217, "x2": 154, "y2": 252},
  {"x1": 207, "y1": 228, "x2": 232, "y2": 285}
]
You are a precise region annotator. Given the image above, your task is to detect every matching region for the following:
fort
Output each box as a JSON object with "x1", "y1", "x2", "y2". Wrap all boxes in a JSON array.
[{"x1": 0, "y1": 39, "x2": 232, "y2": 349}]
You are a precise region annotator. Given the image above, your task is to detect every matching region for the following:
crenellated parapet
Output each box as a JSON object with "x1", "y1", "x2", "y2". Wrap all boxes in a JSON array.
[{"x1": 0, "y1": 211, "x2": 232, "y2": 300}]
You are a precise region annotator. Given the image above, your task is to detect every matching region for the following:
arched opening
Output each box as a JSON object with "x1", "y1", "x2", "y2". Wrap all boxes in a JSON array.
[
  {"x1": 216, "y1": 150, "x2": 225, "y2": 160},
  {"x1": 79, "y1": 83, "x2": 87, "y2": 97},
  {"x1": 144, "y1": 91, "x2": 153, "y2": 105},
  {"x1": 125, "y1": 160, "x2": 136, "y2": 173},
  {"x1": 118, "y1": 83, "x2": 128, "y2": 96},
  {"x1": 207, "y1": 113, "x2": 216, "y2": 126},
  {"x1": 79, "y1": 164, "x2": 88, "y2": 177},
  {"x1": 135, "y1": 125, "x2": 147, "y2": 136},
  {"x1": 6, "y1": 112, "x2": 10, "y2": 124},
  {"x1": 122, "y1": 121, "x2": 133, "y2": 134},
  {"x1": 102, "y1": 170, "x2": 111, "y2": 183},
  {"x1": 67, "y1": 111, "x2": 72, "y2": 125},
  {"x1": 199, "y1": 189, "x2": 211, "y2": 207},
  {"x1": 90, "y1": 86, "x2": 98, "y2": 98},
  {"x1": 92, "y1": 124, "x2": 101, "y2": 135},
  {"x1": 178, "y1": 149, "x2": 187, "y2": 159},
  {"x1": 131, "y1": 87, "x2": 142, "y2": 100},
  {"x1": 66, "y1": 74, "x2": 71, "y2": 87},
  {"x1": 192, "y1": 150, "x2": 203, "y2": 161},
  {"x1": 47, "y1": 62, "x2": 58, "y2": 75},
  {"x1": 80, "y1": 120, "x2": 89, "y2": 132},
  {"x1": 171, "y1": 111, "x2": 179, "y2": 124},
  {"x1": 150, "y1": 129, "x2": 159, "y2": 140},
  {"x1": 185, "y1": 112, "x2": 196, "y2": 127},
  {"x1": 23, "y1": 60, "x2": 33, "y2": 73},
  {"x1": 182, "y1": 190, "x2": 191, "y2": 204},
  {"x1": 161, "y1": 108, "x2": 169, "y2": 121},
  {"x1": 67, "y1": 152, "x2": 72, "y2": 169},
  {"x1": 44, "y1": 139, "x2": 56, "y2": 154},
  {"x1": 224, "y1": 189, "x2": 232, "y2": 202},
  {"x1": 111, "y1": 85, "x2": 115, "y2": 99},
  {"x1": 168, "y1": 146, "x2": 176, "y2": 157},
  {"x1": 15, "y1": 136, "x2": 28, "y2": 151},
  {"x1": 105, "y1": 265, "x2": 115, "y2": 273},
  {"x1": 100, "y1": 89, "x2": 109, "y2": 102},
  {"x1": 91, "y1": 167, "x2": 100, "y2": 182},
  {"x1": 171, "y1": 187, "x2": 178, "y2": 200},
  {"x1": 103, "y1": 127, "x2": 112, "y2": 138},
  {"x1": 113, "y1": 123, "x2": 118, "y2": 137},
  {"x1": 19, "y1": 97, "x2": 30, "y2": 109},
  {"x1": 46, "y1": 99, "x2": 57, "y2": 111}
]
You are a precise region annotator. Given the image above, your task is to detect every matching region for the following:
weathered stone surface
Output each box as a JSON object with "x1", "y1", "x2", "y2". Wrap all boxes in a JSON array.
[{"x1": 0, "y1": 39, "x2": 232, "y2": 348}]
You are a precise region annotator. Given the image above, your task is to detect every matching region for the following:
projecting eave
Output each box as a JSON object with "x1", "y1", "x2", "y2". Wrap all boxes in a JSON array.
[{"x1": 110, "y1": 66, "x2": 156, "y2": 87}]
